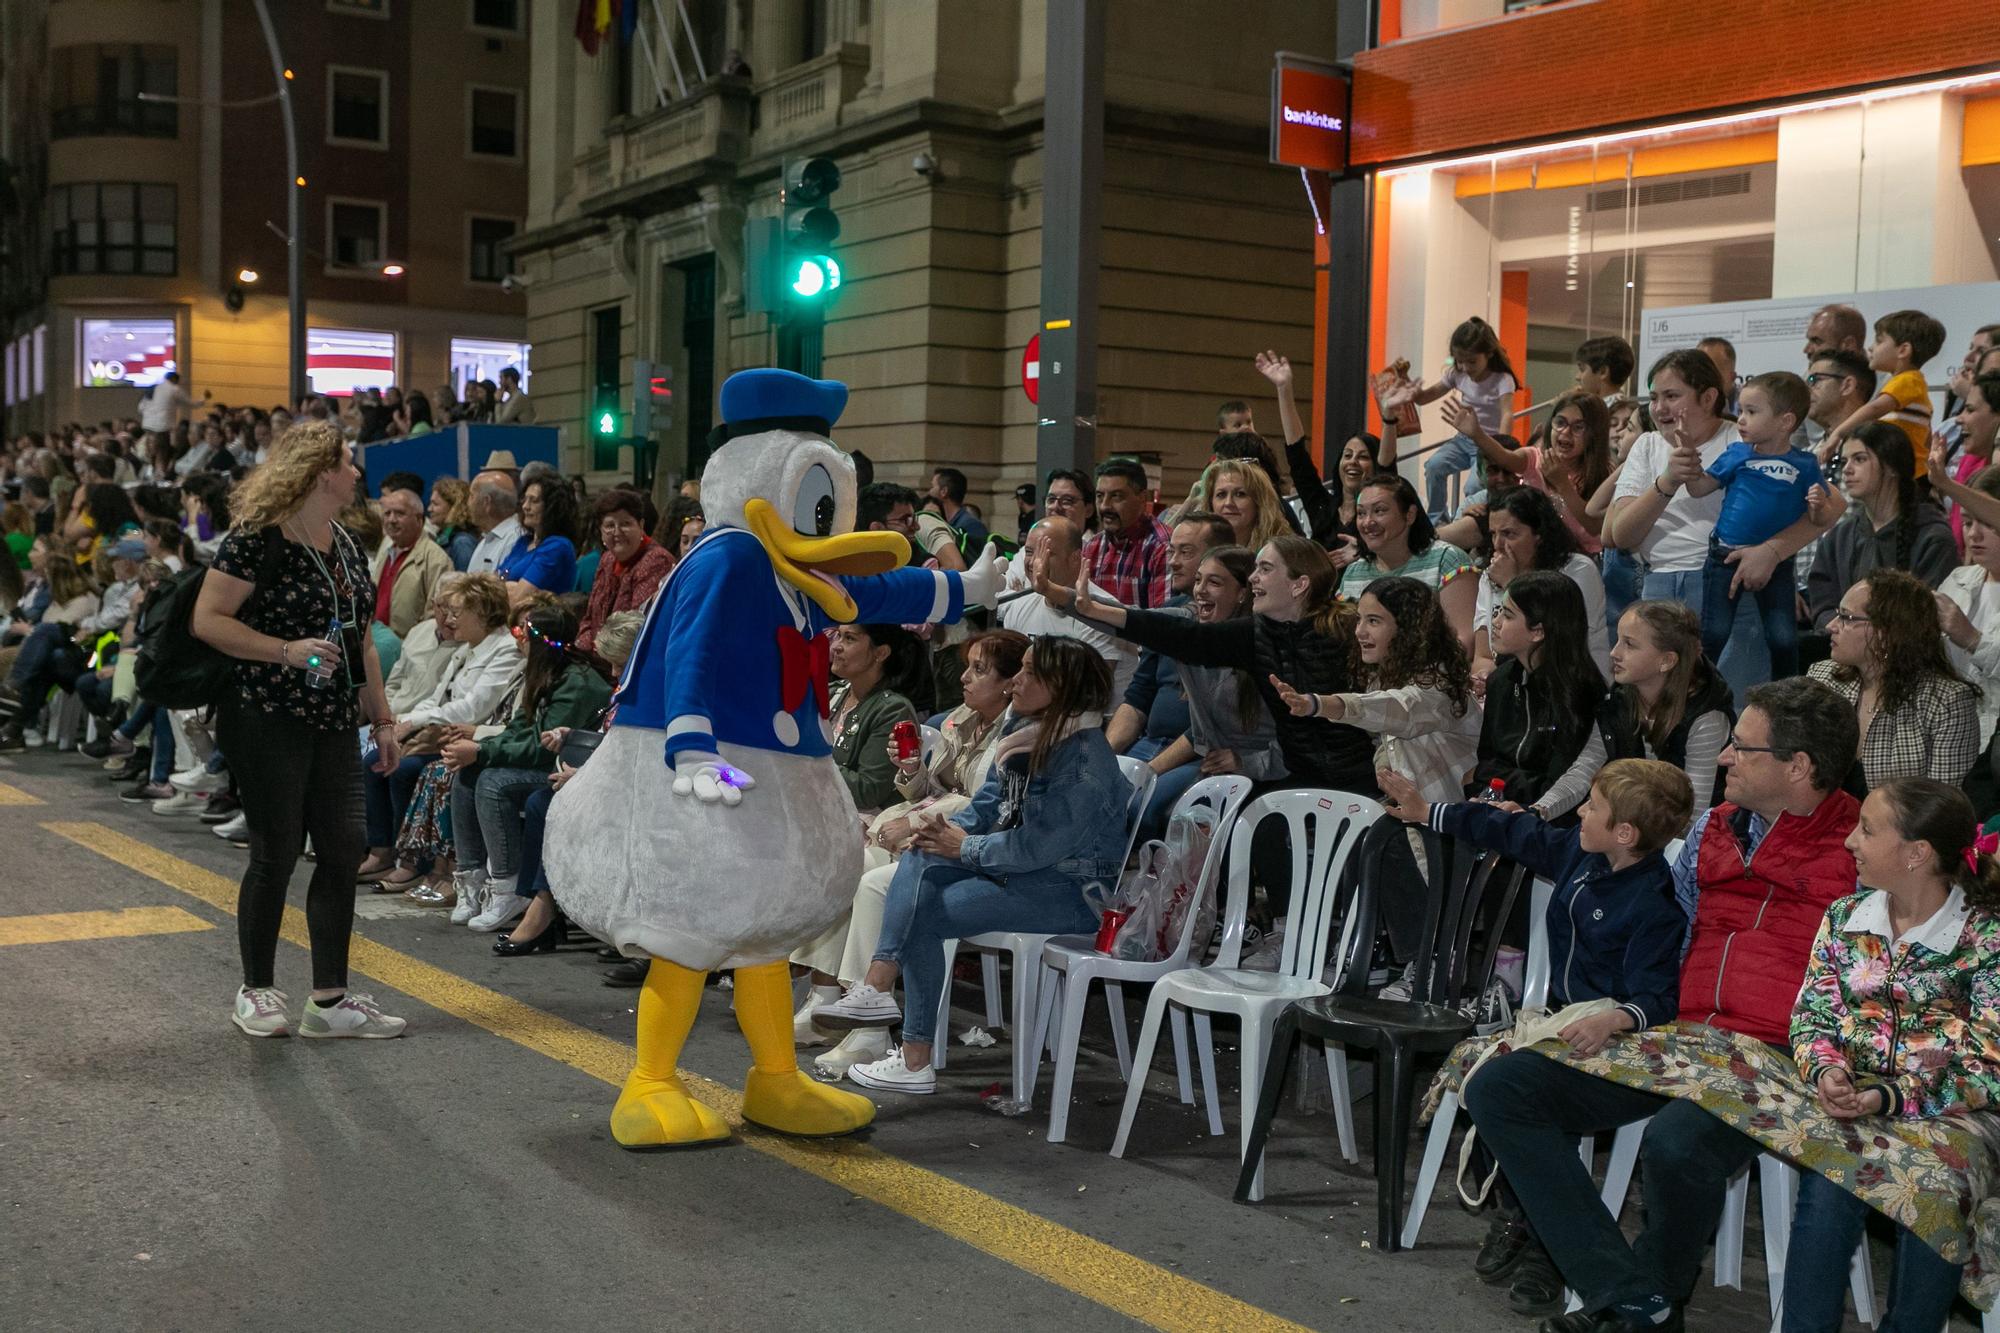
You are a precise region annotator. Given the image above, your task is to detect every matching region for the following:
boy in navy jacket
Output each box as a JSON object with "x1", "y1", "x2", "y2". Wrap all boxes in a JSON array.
[{"x1": 1375, "y1": 758, "x2": 1695, "y2": 1318}]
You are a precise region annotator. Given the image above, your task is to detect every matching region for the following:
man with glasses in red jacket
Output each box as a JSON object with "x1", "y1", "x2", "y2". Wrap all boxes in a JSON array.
[{"x1": 1465, "y1": 676, "x2": 1861, "y2": 1333}]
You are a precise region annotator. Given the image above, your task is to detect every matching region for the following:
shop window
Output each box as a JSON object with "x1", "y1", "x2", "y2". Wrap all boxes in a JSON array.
[
  {"x1": 79, "y1": 318, "x2": 177, "y2": 388},
  {"x1": 49, "y1": 45, "x2": 177, "y2": 139},
  {"x1": 50, "y1": 183, "x2": 176, "y2": 276},
  {"x1": 451, "y1": 337, "x2": 529, "y2": 391},
  {"x1": 307, "y1": 327, "x2": 397, "y2": 396}
]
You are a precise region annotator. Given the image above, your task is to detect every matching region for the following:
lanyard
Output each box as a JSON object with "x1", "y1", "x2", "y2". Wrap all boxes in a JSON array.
[{"x1": 290, "y1": 519, "x2": 352, "y2": 628}]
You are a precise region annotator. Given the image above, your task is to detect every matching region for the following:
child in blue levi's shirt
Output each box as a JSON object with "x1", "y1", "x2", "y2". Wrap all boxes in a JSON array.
[
  {"x1": 1679, "y1": 370, "x2": 1825, "y2": 680},
  {"x1": 1375, "y1": 757, "x2": 1695, "y2": 1316}
]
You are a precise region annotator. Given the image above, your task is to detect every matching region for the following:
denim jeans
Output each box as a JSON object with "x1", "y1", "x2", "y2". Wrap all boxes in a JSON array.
[
  {"x1": 1601, "y1": 547, "x2": 1642, "y2": 636},
  {"x1": 148, "y1": 712, "x2": 176, "y2": 784},
  {"x1": 1139, "y1": 760, "x2": 1201, "y2": 843},
  {"x1": 363, "y1": 752, "x2": 432, "y2": 848},
  {"x1": 118, "y1": 700, "x2": 156, "y2": 742},
  {"x1": 449, "y1": 765, "x2": 549, "y2": 880},
  {"x1": 1701, "y1": 537, "x2": 1797, "y2": 681},
  {"x1": 1463, "y1": 1049, "x2": 1762, "y2": 1313},
  {"x1": 1781, "y1": 1169, "x2": 1961, "y2": 1332},
  {"x1": 1423, "y1": 433, "x2": 1481, "y2": 524},
  {"x1": 517, "y1": 784, "x2": 555, "y2": 897},
  {"x1": 8, "y1": 620, "x2": 85, "y2": 700},
  {"x1": 874, "y1": 849, "x2": 1098, "y2": 1046},
  {"x1": 1641, "y1": 567, "x2": 1769, "y2": 706}
]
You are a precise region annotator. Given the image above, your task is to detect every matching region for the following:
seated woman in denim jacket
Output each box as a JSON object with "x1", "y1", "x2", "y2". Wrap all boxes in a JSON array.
[
  {"x1": 814, "y1": 635, "x2": 1132, "y2": 1096},
  {"x1": 1781, "y1": 776, "x2": 2000, "y2": 1333}
]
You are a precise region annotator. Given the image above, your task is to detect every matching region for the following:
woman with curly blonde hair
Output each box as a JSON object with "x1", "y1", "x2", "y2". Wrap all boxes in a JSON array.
[
  {"x1": 191, "y1": 419, "x2": 408, "y2": 1040},
  {"x1": 1192, "y1": 458, "x2": 1292, "y2": 553}
]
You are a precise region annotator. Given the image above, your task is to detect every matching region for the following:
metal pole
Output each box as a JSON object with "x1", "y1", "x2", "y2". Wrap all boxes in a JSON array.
[
  {"x1": 1320, "y1": 0, "x2": 1376, "y2": 448},
  {"x1": 252, "y1": 0, "x2": 305, "y2": 407},
  {"x1": 1036, "y1": 0, "x2": 1103, "y2": 487}
]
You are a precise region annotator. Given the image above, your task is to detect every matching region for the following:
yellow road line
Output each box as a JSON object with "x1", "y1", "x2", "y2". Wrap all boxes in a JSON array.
[
  {"x1": 0, "y1": 904, "x2": 213, "y2": 947},
  {"x1": 0, "y1": 781, "x2": 44, "y2": 805},
  {"x1": 42, "y1": 820, "x2": 1310, "y2": 1333}
]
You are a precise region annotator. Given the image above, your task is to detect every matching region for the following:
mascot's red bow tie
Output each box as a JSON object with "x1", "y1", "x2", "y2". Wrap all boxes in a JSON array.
[{"x1": 776, "y1": 626, "x2": 832, "y2": 718}]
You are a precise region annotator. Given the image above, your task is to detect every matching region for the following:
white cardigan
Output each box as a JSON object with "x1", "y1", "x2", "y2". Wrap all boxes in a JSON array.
[
  {"x1": 1330, "y1": 683, "x2": 1484, "y2": 807},
  {"x1": 398, "y1": 629, "x2": 523, "y2": 728},
  {"x1": 1942, "y1": 563, "x2": 2000, "y2": 749}
]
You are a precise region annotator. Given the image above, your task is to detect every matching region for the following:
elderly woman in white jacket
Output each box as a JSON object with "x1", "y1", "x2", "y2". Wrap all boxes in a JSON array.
[
  {"x1": 357, "y1": 572, "x2": 524, "y2": 885},
  {"x1": 793, "y1": 627, "x2": 1027, "y2": 1076}
]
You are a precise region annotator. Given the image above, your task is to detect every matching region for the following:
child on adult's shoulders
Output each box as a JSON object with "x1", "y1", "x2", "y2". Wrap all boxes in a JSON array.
[
  {"x1": 1375, "y1": 758, "x2": 1694, "y2": 1055},
  {"x1": 1671, "y1": 370, "x2": 1826, "y2": 679}
]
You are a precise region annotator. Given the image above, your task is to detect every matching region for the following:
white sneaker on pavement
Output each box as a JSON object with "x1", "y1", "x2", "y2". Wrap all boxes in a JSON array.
[
  {"x1": 847, "y1": 1048, "x2": 935, "y2": 1095},
  {"x1": 168, "y1": 765, "x2": 211, "y2": 795},
  {"x1": 468, "y1": 879, "x2": 529, "y2": 932},
  {"x1": 813, "y1": 981, "x2": 903, "y2": 1031},
  {"x1": 232, "y1": 986, "x2": 290, "y2": 1038},
  {"x1": 151, "y1": 791, "x2": 205, "y2": 817},
  {"x1": 298, "y1": 992, "x2": 407, "y2": 1039},
  {"x1": 815, "y1": 1025, "x2": 891, "y2": 1078},
  {"x1": 213, "y1": 811, "x2": 248, "y2": 840},
  {"x1": 793, "y1": 992, "x2": 838, "y2": 1047},
  {"x1": 449, "y1": 870, "x2": 488, "y2": 925}
]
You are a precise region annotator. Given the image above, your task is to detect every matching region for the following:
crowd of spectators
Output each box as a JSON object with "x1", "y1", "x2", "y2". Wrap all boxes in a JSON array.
[{"x1": 9, "y1": 299, "x2": 2000, "y2": 1330}]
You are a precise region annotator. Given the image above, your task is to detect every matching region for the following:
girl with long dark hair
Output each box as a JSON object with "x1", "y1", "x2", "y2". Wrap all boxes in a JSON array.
[
  {"x1": 498, "y1": 475, "x2": 581, "y2": 597},
  {"x1": 1474, "y1": 569, "x2": 1607, "y2": 818},
  {"x1": 1408, "y1": 315, "x2": 1521, "y2": 524},
  {"x1": 818, "y1": 635, "x2": 1132, "y2": 1097},
  {"x1": 440, "y1": 601, "x2": 613, "y2": 933},
  {"x1": 1598, "y1": 601, "x2": 1733, "y2": 819},
  {"x1": 1473, "y1": 487, "x2": 1609, "y2": 682},
  {"x1": 1805, "y1": 421, "x2": 1955, "y2": 629},
  {"x1": 1450, "y1": 388, "x2": 1612, "y2": 552},
  {"x1": 1340, "y1": 474, "x2": 1477, "y2": 654}
]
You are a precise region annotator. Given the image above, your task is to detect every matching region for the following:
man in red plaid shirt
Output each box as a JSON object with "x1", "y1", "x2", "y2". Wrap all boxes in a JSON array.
[{"x1": 1083, "y1": 458, "x2": 1172, "y2": 608}]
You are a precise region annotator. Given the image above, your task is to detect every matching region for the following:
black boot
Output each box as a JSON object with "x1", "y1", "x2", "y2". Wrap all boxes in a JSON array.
[{"x1": 0, "y1": 721, "x2": 25, "y2": 753}]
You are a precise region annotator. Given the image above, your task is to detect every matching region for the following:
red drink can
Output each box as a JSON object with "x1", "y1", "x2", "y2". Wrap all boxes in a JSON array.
[
  {"x1": 1094, "y1": 908, "x2": 1130, "y2": 954},
  {"x1": 893, "y1": 720, "x2": 920, "y2": 762}
]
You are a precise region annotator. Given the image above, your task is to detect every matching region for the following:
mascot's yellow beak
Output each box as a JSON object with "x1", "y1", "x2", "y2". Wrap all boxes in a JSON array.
[{"x1": 743, "y1": 498, "x2": 909, "y2": 621}]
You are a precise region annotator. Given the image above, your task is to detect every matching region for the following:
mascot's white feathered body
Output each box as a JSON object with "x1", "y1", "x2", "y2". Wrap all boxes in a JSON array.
[{"x1": 546, "y1": 368, "x2": 1001, "y2": 1147}]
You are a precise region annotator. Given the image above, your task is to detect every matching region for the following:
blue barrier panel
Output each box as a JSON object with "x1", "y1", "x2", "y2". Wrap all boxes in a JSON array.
[{"x1": 361, "y1": 424, "x2": 561, "y2": 497}]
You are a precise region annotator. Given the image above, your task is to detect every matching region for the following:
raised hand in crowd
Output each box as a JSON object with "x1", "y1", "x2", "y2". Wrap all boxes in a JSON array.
[{"x1": 1253, "y1": 349, "x2": 1293, "y2": 392}]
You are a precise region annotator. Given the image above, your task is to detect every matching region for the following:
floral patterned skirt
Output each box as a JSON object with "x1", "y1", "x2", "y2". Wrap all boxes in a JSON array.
[
  {"x1": 395, "y1": 759, "x2": 455, "y2": 862},
  {"x1": 1423, "y1": 1020, "x2": 2000, "y2": 1309}
]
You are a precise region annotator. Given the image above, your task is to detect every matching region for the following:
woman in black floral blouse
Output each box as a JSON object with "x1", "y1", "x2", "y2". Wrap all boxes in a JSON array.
[{"x1": 192, "y1": 421, "x2": 407, "y2": 1040}]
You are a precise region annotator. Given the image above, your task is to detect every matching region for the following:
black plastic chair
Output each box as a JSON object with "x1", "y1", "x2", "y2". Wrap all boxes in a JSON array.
[{"x1": 1232, "y1": 820, "x2": 1532, "y2": 1251}]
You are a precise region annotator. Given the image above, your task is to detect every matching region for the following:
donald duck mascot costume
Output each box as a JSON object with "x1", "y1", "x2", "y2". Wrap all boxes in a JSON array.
[{"x1": 546, "y1": 368, "x2": 1004, "y2": 1147}]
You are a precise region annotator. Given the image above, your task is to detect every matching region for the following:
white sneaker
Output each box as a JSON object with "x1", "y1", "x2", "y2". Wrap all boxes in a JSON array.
[
  {"x1": 469, "y1": 883, "x2": 529, "y2": 932},
  {"x1": 232, "y1": 986, "x2": 291, "y2": 1038},
  {"x1": 793, "y1": 993, "x2": 838, "y2": 1047},
  {"x1": 449, "y1": 870, "x2": 488, "y2": 925},
  {"x1": 298, "y1": 992, "x2": 407, "y2": 1039},
  {"x1": 1379, "y1": 962, "x2": 1418, "y2": 1002},
  {"x1": 168, "y1": 765, "x2": 212, "y2": 794},
  {"x1": 151, "y1": 791, "x2": 204, "y2": 816},
  {"x1": 813, "y1": 981, "x2": 903, "y2": 1031},
  {"x1": 815, "y1": 1025, "x2": 891, "y2": 1078},
  {"x1": 213, "y1": 811, "x2": 248, "y2": 840},
  {"x1": 22, "y1": 728, "x2": 43, "y2": 748},
  {"x1": 847, "y1": 1048, "x2": 935, "y2": 1095}
]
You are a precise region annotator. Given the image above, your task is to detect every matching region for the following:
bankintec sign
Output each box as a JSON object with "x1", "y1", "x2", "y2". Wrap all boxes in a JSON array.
[{"x1": 1271, "y1": 54, "x2": 1351, "y2": 174}]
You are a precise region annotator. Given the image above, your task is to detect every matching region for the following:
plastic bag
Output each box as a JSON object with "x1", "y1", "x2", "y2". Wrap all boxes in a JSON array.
[{"x1": 1155, "y1": 806, "x2": 1218, "y2": 957}]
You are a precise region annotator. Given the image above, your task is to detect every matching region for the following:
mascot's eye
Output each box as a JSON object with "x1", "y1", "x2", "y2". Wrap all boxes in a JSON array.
[{"x1": 794, "y1": 464, "x2": 836, "y2": 537}]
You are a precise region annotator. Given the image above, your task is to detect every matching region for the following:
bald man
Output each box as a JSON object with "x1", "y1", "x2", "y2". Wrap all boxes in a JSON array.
[
  {"x1": 464, "y1": 470, "x2": 523, "y2": 575},
  {"x1": 1001, "y1": 516, "x2": 1138, "y2": 699},
  {"x1": 1802, "y1": 304, "x2": 1867, "y2": 361}
]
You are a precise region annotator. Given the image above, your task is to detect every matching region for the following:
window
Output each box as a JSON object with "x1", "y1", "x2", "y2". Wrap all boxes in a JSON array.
[
  {"x1": 468, "y1": 87, "x2": 521, "y2": 159},
  {"x1": 328, "y1": 199, "x2": 386, "y2": 269},
  {"x1": 468, "y1": 216, "x2": 517, "y2": 283},
  {"x1": 451, "y1": 337, "x2": 530, "y2": 391},
  {"x1": 79, "y1": 318, "x2": 177, "y2": 388},
  {"x1": 50, "y1": 45, "x2": 177, "y2": 138},
  {"x1": 307, "y1": 327, "x2": 397, "y2": 396},
  {"x1": 328, "y1": 67, "x2": 387, "y2": 147},
  {"x1": 470, "y1": 0, "x2": 521, "y2": 33},
  {"x1": 50, "y1": 183, "x2": 176, "y2": 276}
]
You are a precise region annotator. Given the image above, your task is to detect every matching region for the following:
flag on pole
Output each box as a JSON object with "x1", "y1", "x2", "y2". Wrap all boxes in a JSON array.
[
  {"x1": 620, "y1": 0, "x2": 640, "y2": 42},
  {"x1": 574, "y1": 0, "x2": 613, "y2": 55}
]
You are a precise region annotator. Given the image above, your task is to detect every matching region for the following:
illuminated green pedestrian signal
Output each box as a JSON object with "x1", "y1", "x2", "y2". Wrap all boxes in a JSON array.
[
  {"x1": 596, "y1": 410, "x2": 617, "y2": 436},
  {"x1": 790, "y1": 255, "x2": 841, "y2": 298}
]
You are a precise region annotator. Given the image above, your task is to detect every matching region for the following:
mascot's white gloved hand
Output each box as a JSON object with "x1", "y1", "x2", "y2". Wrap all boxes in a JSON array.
[
  {"x1": 670, "y1": 754, "x2": 757, "y2": 806},
  {"x1": 957, "y1": 544, "x2": 1011, "y2": 610}
]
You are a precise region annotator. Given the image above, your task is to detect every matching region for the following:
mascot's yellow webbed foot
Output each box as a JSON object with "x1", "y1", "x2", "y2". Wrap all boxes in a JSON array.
[
  {"x1": 734, "y1": 960, "x2": 877, "y2": 1137},
  {"x1": 611, "y1": 958, "x2": 731, "y2": 1150}
]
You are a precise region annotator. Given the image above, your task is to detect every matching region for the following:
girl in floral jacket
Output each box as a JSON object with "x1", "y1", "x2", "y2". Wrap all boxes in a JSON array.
[{"x1": 1782, "y1": 776, "x2": 2000, "y2": 1332}]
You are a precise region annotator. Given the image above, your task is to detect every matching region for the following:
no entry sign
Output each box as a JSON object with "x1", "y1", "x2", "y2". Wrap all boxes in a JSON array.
[{"x1": 1022, "y1": 334, "x2": 1040, "y2": 405}]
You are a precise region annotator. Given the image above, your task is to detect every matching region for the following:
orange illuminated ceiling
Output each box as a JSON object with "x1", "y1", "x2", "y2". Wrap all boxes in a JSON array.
[{"x1": 1450, "y1": 130, "x2": 1778, "y2": 197}]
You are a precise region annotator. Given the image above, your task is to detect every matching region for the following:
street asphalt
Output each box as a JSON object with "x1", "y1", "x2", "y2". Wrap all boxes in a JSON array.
[{"x1": 0, "y1": 746, "x2": 1900, "y2": 1332}]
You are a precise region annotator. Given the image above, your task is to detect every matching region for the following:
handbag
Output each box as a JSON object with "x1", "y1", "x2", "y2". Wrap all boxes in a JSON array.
[{"x1": 558, "y1": 728, "x2": 604, "y2": 768}]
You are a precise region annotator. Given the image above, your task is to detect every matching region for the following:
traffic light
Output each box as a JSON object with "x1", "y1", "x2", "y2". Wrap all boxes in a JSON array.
[
  {"x1": 746, "y1": 156, "x2": 844, "y2": 319},
  {"x1": 632, "y1": 357, "x2": 673, "y2": 440}
]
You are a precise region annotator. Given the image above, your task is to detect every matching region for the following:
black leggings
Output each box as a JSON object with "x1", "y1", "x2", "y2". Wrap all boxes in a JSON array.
[{"x1": 219, "y1": 697, "x2": 366, "y2": 990}]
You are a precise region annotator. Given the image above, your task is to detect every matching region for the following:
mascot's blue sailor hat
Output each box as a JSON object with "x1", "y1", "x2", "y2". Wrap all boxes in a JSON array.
[{"x1": 708, "y1": 369, "x2": 848, "y2": 451}]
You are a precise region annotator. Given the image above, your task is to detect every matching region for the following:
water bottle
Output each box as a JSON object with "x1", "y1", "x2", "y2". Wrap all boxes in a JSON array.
[
  {"x1": 304, "y1": 616, "x2": 340, "y2": 691},
  {"x1": 1472, "y1": 777, "x2": 1507, "y2": 805}
]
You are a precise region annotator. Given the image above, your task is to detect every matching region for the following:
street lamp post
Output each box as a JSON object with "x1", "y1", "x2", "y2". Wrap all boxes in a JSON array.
[{"x1": 251, "y1": 0, "x2": 305, "y2": 407}]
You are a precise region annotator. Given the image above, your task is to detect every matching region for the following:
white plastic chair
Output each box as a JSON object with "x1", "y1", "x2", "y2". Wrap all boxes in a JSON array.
[
  {"x1": 1710, "y1": 1154, "x2": 1877, "y2": 1327},
  {"x1": 933, "y1": 755, "x2": 1155, "y2": 1104},
  {"x1": 1109, "y1": 790, "x2": 1384, "y2": 1201},
  {"x1": 1026, "y1": 774, "x2": 1254, "y2": 1144}
]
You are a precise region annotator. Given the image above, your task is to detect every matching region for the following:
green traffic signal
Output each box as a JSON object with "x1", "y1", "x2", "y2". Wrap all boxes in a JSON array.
[
  {"x1": 790, "y1": 255, "x2": 842, "y2": 298},
  {"x1": 596, "y1": 410, "x2": 617, "y2": 436}
]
